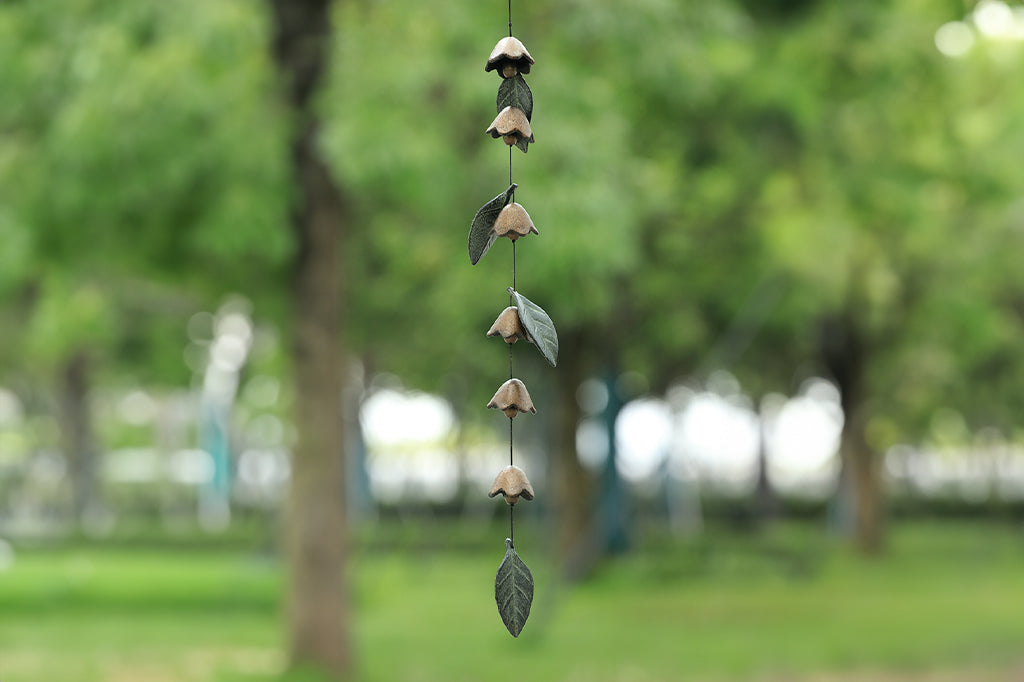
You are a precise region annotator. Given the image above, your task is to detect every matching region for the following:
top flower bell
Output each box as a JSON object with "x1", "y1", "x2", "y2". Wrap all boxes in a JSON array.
[{"x1": 485, "y1": 36, "x2": 534, "y2": 78}]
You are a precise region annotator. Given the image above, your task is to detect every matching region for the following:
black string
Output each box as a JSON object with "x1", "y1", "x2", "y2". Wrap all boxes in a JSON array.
[
  {"x1": 510, "y1": 149, "x2": 516, "y2": 293},
  {"x1": 509, "y1": 391, "x2": 514, "y2": 544},
  {"x1": 507, "y1": 0, "x2": 515, "y2": 550}
]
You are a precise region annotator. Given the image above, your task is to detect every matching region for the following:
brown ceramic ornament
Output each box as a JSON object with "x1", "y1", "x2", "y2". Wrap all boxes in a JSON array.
[
  {"x1": 488, "y1": 465, "x2": 535, "y2": 505},
  {"x1": 487, "y1": 306, "x2": 530, "y2": 344},
  {"x1": 487, "y1": 378, "x2": 537, "y2": 418},
  {"x1": 485, "y1": 36, "x2": 534, "y2": 77},
  {"x1": 486, "y1": 106, "x2": 534, "y2": 147},
  {"x1": 492, "y1": 203, "x2": 538, "y2": 242}
]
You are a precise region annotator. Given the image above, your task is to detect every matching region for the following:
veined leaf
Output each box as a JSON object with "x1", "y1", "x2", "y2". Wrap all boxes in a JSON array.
[
  {"x1": 494, "y1": 538, "x2": 534, "y2": 638},
  {"x1": 508, "y1": 288, "x2": 558, "y2": 367},
  {"x1": 497, "y1": 74, "x2": 533, "y2": 122},
  {"x1": 468, "y1": 184, "x2": 516, "y2": 265}
]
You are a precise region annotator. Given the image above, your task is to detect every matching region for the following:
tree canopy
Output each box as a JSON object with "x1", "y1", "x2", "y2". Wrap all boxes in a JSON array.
[{"x1": 1, "y1": 0, "x2": 1023, "y2": 548}]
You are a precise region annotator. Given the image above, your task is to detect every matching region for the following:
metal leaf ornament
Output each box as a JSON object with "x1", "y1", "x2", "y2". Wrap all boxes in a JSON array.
[
  {"x1": 497, "y1": 74, "x2": 533, "y2": 122},
  {"x1": 495, "y1": 538, "x2": 534, "y2": 637},
  {"x1": 508, "y1": 288, "x2": 558, "y2": 367},
  {"x1": 468, "y1": 183, "x2": 516, "y2": 265}
]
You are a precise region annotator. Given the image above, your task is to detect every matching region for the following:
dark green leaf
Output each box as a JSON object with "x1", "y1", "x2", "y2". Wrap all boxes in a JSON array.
[
  {"x1": 468, "y1": 184, "x2": 516, "y2": 265},
  {"x1": 497, "y1": 74, "x2": 533, "y2": 122},
  {"x1": 508, "y1": 288, "x2": 558, "y2": 367},
  {"x1": 494, "y1": 538, "x2": 533, "y2": 638},
  {"x1": 514, "y1": 136, "x2": 531, "y2": 154}
]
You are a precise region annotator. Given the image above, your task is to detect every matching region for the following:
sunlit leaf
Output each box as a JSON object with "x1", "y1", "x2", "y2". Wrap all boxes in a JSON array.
[
  {"x1": 468, "y1": 184, "x2": 516, "y2": 265},
  {"x1": 494, "y1": 538, "x2": 533, "y2": 638},
  {"x1": 497, "y1": 74, "x2": 533, "y2": 122},
  {"x1": 508, "y1": 287, "x2": 558, "y2": 367}
]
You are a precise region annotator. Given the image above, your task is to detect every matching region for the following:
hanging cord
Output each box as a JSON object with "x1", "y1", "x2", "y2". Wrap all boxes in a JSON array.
[
  {"x1": 510, "y1": 148, "x2": 516, "y2": 294},
  {"x1": 507, "y1": 70, "x2": 515, "y2": 547},
  {"x1": 507, "y1": 0, "x2": 517, "y2": 548},
  {"x1": 508, "y1": 230, "x2": 515, "y2": 547},
  {"x1": 512, "y1": 241, "x2": 516, "y2": 291},
  {"x1": 509, "y1": 417, "x2": 514, "y2": 546}
]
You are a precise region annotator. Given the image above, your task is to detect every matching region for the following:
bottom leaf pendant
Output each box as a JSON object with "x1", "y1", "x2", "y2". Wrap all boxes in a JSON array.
[{"x1": 494, "y1": 538, "x2": 534, "y2": 637}]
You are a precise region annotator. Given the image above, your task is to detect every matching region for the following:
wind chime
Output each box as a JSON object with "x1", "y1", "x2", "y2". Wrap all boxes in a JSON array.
[{"x1": 467, "y1": 1, "x2": 558, "y2": 638}]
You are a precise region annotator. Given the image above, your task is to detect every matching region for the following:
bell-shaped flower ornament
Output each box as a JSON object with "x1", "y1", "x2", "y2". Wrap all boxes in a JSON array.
[
  {"x1": 486, "y1": 106, "x2": 534, "y2": 149},
  {"x1": 488, "y1": 465, "x2": 535, "y2": 505},
  {"x1": 487, "y1": 378, "x2": 536, "y2": 418},
  {"x1": 487, "y1": 306, "x2": 531, "y2": 344},
  {"x1": 493, "y1": 203, "x2": 538, "y2": 242},
  {"x1": 485, "y1": 36, "x2": 534, "y2": 78}
]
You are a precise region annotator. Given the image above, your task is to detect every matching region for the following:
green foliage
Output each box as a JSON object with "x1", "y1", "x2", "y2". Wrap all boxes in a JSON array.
[
  {"x1": 0, "y1": 1, "x2": 289, "y2": 277},
  {"x1": 0, "y1": 0, "x2": 289, "y2": 387},
  {"x1": 1, "y1": 0, "x2": 1023, "y2": 443},
  {"x1": 731, "y1": 1, "x2": 1024, "y2": 437}
]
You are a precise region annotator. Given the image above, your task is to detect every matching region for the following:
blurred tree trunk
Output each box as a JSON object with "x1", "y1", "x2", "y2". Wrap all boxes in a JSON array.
[
  {"x1": 597, "y1": 369, "x2": 628, "y2": 555},
  {"x1": 59, "y1": 349, "x2": 97, "y2": 524},
  {"x1": 841, "y1": 398, "x2": 881, "y2": 552},
  {"x1": 753, "y1": 410, "x2": 776, "y2": 525},
  {"x1": 821, "y1": 314, "x2": 883, "y2": 554},
  {"x1": 269, "y1": 0, "x2": 351, "y2": 676},
  {"x1": 551, "y1": 328, "x2": 596, "y2": 580}
]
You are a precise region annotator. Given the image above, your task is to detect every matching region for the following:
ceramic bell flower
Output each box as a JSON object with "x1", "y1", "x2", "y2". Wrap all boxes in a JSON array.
[
  {"x1": 486, "y1": 106, "x2": 534, "y2": 148},
  {"x1": 487, "y1": 378, "x2": 537, "y2": 418},
  {"x1": 485, "y1": 36, "x2": 534, "y2": 78},
  {"x1": 493, "y1": 203, "x2": 538, "y2": 242},
  {"x1": 488, "y1": 465, "x2": 535, "y2": 505},
  {"x1": 487, "y1": 306, "x2": 531, "y2": 344}
]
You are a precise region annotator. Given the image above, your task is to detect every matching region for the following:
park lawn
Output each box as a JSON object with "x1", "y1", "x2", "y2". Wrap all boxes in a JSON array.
[{"x1": 0, "y1": 521, "x2": 1022, "y2": 682}]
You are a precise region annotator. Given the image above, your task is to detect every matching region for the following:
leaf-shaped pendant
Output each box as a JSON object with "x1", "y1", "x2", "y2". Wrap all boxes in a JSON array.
[
  {"x1": 507, "y1": 288, "x2": 558, "y2": 367},
  {"x1": 468, "y1": 184, "x2": 517, "y2": 265},
  {"x1": 497, "y1": 74, "x2": 533, "y2": 122},
  {"x1": 495, "y1": 538, "x2": 534, "y2": 637}
]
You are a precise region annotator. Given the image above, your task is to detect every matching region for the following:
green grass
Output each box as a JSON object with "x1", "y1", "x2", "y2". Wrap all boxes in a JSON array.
[{"x1": 1, "y1": 521, "x2": 1022, "y2": 681}]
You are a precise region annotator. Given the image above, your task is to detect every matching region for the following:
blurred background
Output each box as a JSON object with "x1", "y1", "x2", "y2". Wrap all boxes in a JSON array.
[{"x1": 1, "y1": 0, "x2": 1024, "y2": 680}]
